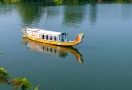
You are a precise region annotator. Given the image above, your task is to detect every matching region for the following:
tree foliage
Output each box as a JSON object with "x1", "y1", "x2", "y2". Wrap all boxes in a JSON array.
[
  {"x1": 0, "y1": 68, "x2": 10, "y2": 84},
  {"x1": 0, "y1": 51, "x2": 2, "y2": 55},
  {"x1": 2, "y1": 0, "x2": 131, "y2": 3},
  {"x1": 0, "y1": 68, "x2": 38, "y2": 90},
  {"x1": 12, "y1": 78, "x2": 33, "y2": 90}
]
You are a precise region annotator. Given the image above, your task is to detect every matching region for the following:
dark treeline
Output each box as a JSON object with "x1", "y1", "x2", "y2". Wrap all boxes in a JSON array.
[
  {"x1": 21, "y1": 0, "x2": 132, "y2": 3},
  {"x1": 0, "y1": 0, "x2": 132, "y2": 3}
]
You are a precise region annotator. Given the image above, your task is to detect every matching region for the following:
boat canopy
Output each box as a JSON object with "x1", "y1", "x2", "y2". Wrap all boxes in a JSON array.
[{"x1": 26, "y1": 28, "x2": 66, "y2": 36}]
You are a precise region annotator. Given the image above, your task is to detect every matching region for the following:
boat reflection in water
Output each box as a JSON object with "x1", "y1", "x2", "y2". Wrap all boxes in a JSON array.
[{"x1": 22, "y1": 38, "x2": 84, "y2": 64}]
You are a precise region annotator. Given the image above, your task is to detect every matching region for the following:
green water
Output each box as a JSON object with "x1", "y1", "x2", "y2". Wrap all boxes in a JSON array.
[{"x1": 0, "y1": 2, "x2": 132, "y2": 90}]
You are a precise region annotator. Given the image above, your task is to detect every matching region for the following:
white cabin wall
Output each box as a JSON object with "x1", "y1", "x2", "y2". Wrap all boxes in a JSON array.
[
  {"x1": 35, "y1": 33, "x2": 39, "y2": 38},
  {"x1": 27, "y1": 31, "x2": 31, "y2": 35},
  {"x1": 39, "y1": 34, "x2": 42, "y2": 39}
]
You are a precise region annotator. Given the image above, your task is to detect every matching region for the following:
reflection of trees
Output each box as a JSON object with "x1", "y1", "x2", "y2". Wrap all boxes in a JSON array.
[
  {"x1": 63, "y1": 5, "x2": 86, "y2": 27},
  {"x1": 121, "y1": 4, "x2": 131, "y2": 20},
  {"x1": 17, "y1": 2, "x2": 44, "y2": 26},
  {"x1": 89, "y1": 2, "x2": 97, "y2": 26},
  {"x1": 43, "y1": 7, "x2": 60, "y2": 21},
  {"x1": 17, "y1": 2, "x2": 61, "y2": 26},
  {"x1": 0, "y1": 3, "x2": 15, "y2": 15}
]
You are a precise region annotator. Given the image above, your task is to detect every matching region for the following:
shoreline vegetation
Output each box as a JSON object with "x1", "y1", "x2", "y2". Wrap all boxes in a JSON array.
[
  {"x1": 0, "y1": 68, "x2": 39, "y2": 90},
  {"x1": 0, "y1": 51, "x2": 2, "y2": 55},
  {"x1": 0, "y1": 0, "x2": 132, "y2": 4}
]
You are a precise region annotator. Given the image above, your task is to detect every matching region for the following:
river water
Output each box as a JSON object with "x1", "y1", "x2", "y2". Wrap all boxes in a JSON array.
[{"x1": 0, "y1": 2, "x2": 132, "y2": 90}]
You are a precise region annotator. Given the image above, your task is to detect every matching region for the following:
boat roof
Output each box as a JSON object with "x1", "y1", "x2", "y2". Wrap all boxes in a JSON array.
[{"x1": 26, "y1": 28, "x2": 66, "y2": 36}]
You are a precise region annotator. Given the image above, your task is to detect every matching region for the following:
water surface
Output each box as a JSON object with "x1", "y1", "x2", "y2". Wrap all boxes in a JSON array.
[{"x1": 0, "y1": 2, "x2": 132, "y2": 90}]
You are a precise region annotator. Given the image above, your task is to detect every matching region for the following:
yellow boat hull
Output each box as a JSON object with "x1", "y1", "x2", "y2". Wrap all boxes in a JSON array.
[{"x1": 22, "y1": 30, "x2": 84, "y2": 46}]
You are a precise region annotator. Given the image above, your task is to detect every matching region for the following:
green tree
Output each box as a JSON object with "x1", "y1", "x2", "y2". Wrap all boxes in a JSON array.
[
  {"x1": 0, "y1": 68, "x2": 39, "y2": 90},
  {"x1": 0, "y1": 68, "x2": 10, "y2": 84},
  {"x1": 0, "y1": 51, "x2": 2, "y2": 55}
]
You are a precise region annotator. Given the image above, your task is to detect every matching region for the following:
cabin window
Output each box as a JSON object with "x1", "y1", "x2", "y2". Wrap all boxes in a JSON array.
[
  {"x1": 50, "y1": 36, "x2": 52, "y2": 40},
  {"x1": 42, "y1": 35, "x2": 45, "y2": 39},
  {"x1": 60, "y1": 34, "x2": 65, "y2": 42},
  {"x1": 46, "y1": 35, "x2": 48, "y2": 40},
  {"x1": 54, "y1": 36, "x2": 56, "y2": 41}
]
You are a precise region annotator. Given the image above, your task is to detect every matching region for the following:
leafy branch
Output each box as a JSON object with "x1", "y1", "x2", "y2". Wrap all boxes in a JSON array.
[
  {"x1": 0, "y1": 68, "x2": 39, "y2": 90},
  {"x1": 0, "y1": 51, "x2": 2, "y2": 55}
]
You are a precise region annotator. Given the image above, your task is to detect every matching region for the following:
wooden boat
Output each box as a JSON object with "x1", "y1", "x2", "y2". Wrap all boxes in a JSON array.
[
  {"x1": 21, "y1": 26, "x2": 84, "y2": 46},
  {"x1": 22, "y1": 38, "x2": 84, "y2": 64}
]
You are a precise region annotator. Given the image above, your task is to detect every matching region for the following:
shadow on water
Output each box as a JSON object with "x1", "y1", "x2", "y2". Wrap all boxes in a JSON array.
[
  {"x1": 3, "y1": 1, "x2": 131, "y2": 28},
  {"x1": 89, "y1": 2, "x2": 97, "y2": 26},
  {"x1": 16, "y1": 1, "x2": 87, "y2": 27},
  {"x1": 22, "y1": 38, "x2": 84, "y2": 64},
  {"x1": 17, "y1": 3, "x2": 44, "y2": 27},
  {"x1": 62, "y1": 4, "x2": 86, "y2": 27}
]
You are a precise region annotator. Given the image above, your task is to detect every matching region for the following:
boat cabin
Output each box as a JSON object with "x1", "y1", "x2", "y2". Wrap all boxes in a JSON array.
[{"x1": 25, "y1": 28, "x2": 68, "y2": 42}]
